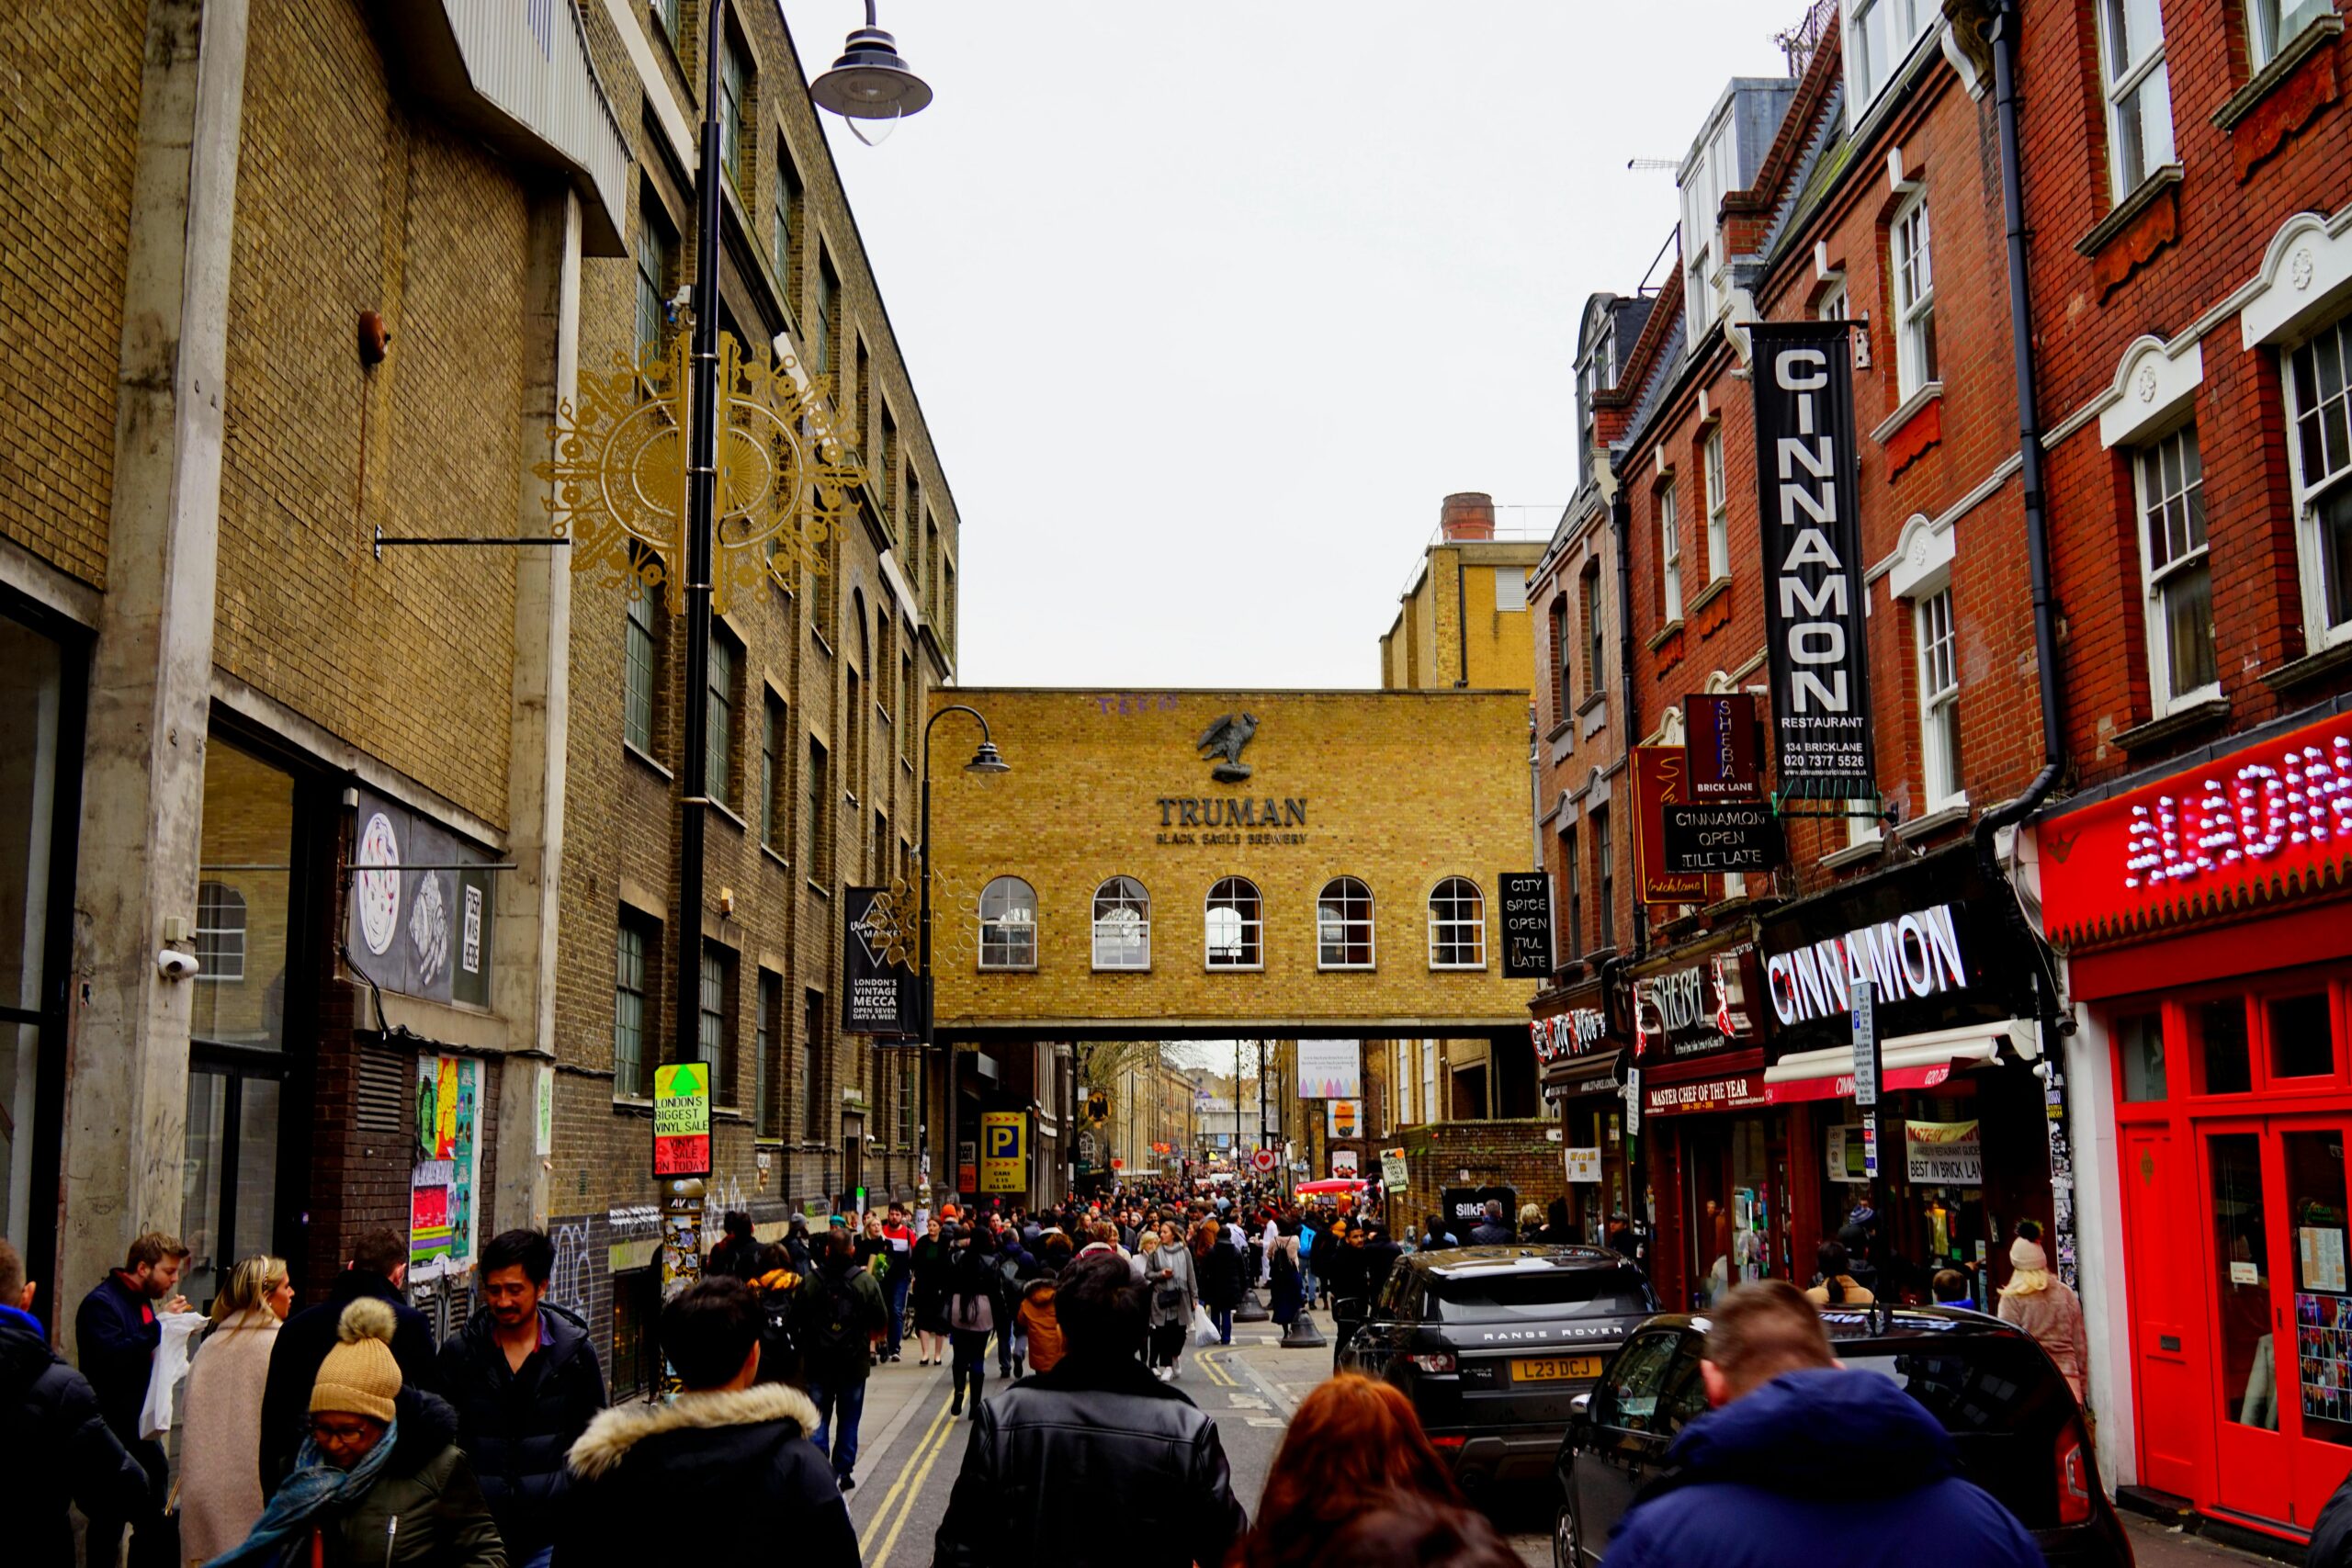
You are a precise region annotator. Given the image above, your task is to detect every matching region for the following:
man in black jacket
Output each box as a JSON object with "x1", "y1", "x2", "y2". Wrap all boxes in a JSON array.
[
  {"x1": 2, "y1": 1238, "x2": 153, "y2": 1567},
  {"x1": 1466, "y1": 1200, "x2": 1516, "y2": 1247},
  {"x1": 795, "y1": 1225, "x2": 888, "y2": 1488},
  {"x1": 933, "y1": 1253, "x2": 1247, "y2": 1568},
  {"x1": 556, "y1": 1276, "x2": 855, "y2": 1566},
  {"x1": 74, "y1": 1230, "x2": 188, "y2": 1568},
  {"x1": 260, "y1": 1224, "x2": 438, "y2": 1493},
  {"x1": 437, "y1": 1228, "x2": 606, "y2": 1567}
]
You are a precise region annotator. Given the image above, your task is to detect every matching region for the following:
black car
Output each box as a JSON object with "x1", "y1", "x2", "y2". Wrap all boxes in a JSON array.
[
  {"x1": 1553, "y1": 1306, "x2": 2131, "y2": 1568},
  {"x1": 1334, "y1": 1245, "x2": 1657, "y2": 1491}
]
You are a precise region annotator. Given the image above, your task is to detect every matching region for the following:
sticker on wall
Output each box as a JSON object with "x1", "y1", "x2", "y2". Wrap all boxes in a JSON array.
[{"x1": 356, "y1": 812, "x2": 401, "y2": 956}]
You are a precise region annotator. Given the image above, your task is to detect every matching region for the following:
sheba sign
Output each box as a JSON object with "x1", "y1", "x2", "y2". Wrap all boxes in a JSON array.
[
  {"x1": 1766, "y1": 903, "x2": 1966, "y2": 1026},
  {"x1": 1750, "y1": 321, "x2": 1873, "y2": 801}
]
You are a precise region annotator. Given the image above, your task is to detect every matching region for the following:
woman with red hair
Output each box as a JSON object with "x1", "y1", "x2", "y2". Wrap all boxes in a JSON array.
[{"x1": 1231, "y1": 1374, "x2": 1518, "y2": 1568}]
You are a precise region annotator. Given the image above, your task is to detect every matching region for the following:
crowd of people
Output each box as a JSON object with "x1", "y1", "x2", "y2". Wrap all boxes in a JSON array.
[{"x1": 0, "y1": 1177, "x2": 2123, "y2": 1568}]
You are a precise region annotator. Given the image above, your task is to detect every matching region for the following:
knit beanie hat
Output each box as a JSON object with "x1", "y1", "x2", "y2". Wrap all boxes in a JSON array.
[
  {"x1": 311, "y1": 1297, "x2": 403, "y2": 1423},
  {"x1": 2009, "y1": 1235, "x2": 2050, "y2": 1272}
]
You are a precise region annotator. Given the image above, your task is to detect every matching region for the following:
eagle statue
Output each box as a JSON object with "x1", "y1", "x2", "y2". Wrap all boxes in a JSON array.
[{"x1": 1196, "y1": 712, "x2": 1260, "y2": 783}]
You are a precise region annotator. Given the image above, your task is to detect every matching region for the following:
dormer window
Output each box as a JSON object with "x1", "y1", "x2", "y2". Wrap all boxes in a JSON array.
[{"x1": 1679, "y1": 118, "x2": 1736, "y2": 338}]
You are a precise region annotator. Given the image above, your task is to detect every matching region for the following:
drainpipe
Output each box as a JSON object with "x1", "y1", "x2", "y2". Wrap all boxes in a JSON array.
[{"x1": 1974, "y1": 0, "x2": 2077, "y2": 1289}]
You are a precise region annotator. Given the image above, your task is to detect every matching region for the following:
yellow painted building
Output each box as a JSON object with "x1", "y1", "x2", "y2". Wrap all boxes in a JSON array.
[
  {"x1": 1380, "y1": 493, "x2": 1550, "y2": 694},
  {"x1": 928, "y1": 689, "x2": 1538, "y2": 1039}
]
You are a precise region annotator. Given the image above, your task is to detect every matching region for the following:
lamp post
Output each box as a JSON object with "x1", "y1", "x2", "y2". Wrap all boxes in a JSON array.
[
  {"x1": 809, "y1": 0, "x2": 933, "y2": 146},
  {"x1": 920, "y1": 704, "x2": 1008, "y2": 1209}
]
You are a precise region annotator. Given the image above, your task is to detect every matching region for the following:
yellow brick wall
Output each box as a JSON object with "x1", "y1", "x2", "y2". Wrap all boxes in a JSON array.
[
  {"x1": 212, "y1": 0, "x2": 524, "y2": 826},
  {"x1": 929, "y1": 689, "x2": 1538, "y2": 1028},
  {"x1": 0, "y1": 2, "x2": 146, "y2": 590}
]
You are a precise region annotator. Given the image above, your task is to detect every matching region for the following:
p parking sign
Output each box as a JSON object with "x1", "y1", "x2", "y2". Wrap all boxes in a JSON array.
[{"x1": 980, "y1": 1111, "x2": 1027, "y2": 1193}]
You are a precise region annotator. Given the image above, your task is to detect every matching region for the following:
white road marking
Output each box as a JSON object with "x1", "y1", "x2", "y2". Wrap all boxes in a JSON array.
[{"x1": 1246, "y1": 1417, "x2": 1285, "y2": 1427}]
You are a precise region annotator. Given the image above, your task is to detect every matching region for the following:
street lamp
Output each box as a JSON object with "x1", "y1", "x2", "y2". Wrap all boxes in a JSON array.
[
  {"x1": 810, "y1": 1, "x2": 934, "y2": 146},
  {"x1": 920, "y1": 704, "x2": 1007, "y2": 1209}
]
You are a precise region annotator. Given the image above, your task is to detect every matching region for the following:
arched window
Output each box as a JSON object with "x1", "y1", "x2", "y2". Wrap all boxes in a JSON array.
[
  {"x1": 1316, "y1": 877, "x2": 1374, "y2": 969},
  {"x1": 1204, "y1": 877, "x2": 1262, "y2": 969},
  {"x1": 196, "y1": 881, "x2": 246, "y2": 982},
  {"x1": 1428, "y1": 877, "x2": 1487, "y2": 969},
  {"x1": 1092, "y1": 876, "x2": 1151, "y2": 971},
  {"x1": 978, "y1": 876, "x2": 1037, "y2": 969}
]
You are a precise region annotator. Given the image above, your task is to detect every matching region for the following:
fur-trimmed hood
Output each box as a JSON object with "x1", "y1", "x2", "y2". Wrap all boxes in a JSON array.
[{"x1": 566, "y1": 1382, "x2": 820, "y2": 1481}]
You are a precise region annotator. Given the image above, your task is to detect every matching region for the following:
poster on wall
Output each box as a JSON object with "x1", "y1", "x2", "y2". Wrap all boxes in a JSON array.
[
  {"x1": 1631, "y1": 747, "x2": 1710, "y2": 905},
  {"x1": 1748, "y1": 321, "x2": 1874, "y2": 802},
  {"x1": 410, "y1": 1055, "x2": 481, "y2": 1281},
  {"x1": 2299, "y1": 1293, "x2": 2352, "y2": 1424},
  {"x1": 1826, "y1": 1124, "x2": 1871, "y2": 1184},
  {"x1": 1380, "y1": 1148, "x2": 1409, "y2": 1190},
  {"x1": 1296, "y1": 1041, "x2": 1363, "y2": 1099},
  {"x1": 1903, "y1": 1119, "x2": 1984, "y2": 1186},
  {"x1": 1326, "y1": 1100, "x2": 1363, "y2": 1139},
  {"x1": 1564, "y1": 1147, "x2": 1601, "y2": 1184},
  {"x1": 348, "y1": 790, "x2": 495, "y2": 1010},
  {"x1": 1332, "y1": 1149, "x2": 1360, "y2": 1176}
]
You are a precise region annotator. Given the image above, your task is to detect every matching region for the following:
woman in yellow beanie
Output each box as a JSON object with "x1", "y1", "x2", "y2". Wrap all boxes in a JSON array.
[{"x1": 208, "y1": 1297, "x2": 503, "y2": 1565}]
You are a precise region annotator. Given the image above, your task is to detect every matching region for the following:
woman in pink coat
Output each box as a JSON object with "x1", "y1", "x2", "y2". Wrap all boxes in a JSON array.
[
  {"x1": 175, "y1": 1256, "x2": 292, "y2": 1564},
  {"x1": 1996, "y1": 1224, "x2": 2086, "y2": 1405}
]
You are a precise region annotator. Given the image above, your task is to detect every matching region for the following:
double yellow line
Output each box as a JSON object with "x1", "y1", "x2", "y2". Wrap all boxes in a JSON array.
[
  {"x1": 1194, "y1": 1350, "x2": 1237, "y2": 1388},
  {"x1": 858, "y1": 1393, "x2": 964, "y2": 1568}
]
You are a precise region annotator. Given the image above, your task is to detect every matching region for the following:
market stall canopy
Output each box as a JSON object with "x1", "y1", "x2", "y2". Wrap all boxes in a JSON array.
[{"x1": 1297, "y1": 1178, "x2": 1370, "y2": 1194}]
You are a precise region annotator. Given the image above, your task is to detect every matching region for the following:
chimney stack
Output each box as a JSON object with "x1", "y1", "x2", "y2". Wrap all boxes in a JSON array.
[{"x1": 1439, "y1": 491, "x2": 1495, "y2": 543}]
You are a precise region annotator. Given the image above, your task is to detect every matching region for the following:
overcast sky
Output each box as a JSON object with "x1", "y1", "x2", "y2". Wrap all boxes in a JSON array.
[{"x1": 798, "y1": 3, "x2": 1790, "y2": 689}]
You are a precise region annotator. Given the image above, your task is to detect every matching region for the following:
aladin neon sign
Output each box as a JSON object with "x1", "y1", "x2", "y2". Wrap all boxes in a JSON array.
[{"x1": 2121, "y1": 735, "x2": 2352, "y2": 890}]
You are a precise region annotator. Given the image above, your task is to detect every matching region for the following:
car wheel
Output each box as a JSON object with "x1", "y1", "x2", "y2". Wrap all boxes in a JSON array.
[{"x1": 1555, "y1": 1499, "x2": 1583, "y2": 1568}]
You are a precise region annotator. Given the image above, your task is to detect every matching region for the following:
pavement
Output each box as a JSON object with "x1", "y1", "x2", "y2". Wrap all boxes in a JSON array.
[{"x1": 836, "y1": 1308, "x2": 2289, "y2": 1568}]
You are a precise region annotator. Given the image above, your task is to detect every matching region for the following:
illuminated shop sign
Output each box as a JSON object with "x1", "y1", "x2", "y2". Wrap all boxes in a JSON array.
[
  {"x1": 2039, "y1": 713, "x2": 2352, "y2": 945},
  {"x1": 1532, "y1": 1008, "x2": 1610, "y2": 1063},
  {"x1": 1634, "y1": 944, "x2": 1761, "y2": 1061},
  {"x1": 1765, "y1": 903, "x2": 1967, "y2": 1027}
]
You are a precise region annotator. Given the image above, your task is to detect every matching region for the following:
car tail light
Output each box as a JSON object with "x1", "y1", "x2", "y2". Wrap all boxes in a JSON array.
[
  {"x1": 1408, "y1": 1352, "x2": 1457, "y2": 1373},
  {"x1": 1429, "y1": 1433, "x2": 1467, "y2": 1451},
  {"x1": 2056, "y1": 1427, "x2": 2092, "y2": 1526}
]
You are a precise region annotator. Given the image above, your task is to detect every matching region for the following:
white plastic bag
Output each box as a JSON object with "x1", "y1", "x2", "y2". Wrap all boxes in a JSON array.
[{"x1": 1190, "y1": 1304, "x2": 1218, "y2": 1348}]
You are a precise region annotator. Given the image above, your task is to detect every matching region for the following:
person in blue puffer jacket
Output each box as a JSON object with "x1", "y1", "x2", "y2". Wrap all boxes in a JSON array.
[{"x1": 1600, "y1": 1280, "x2": 2041, "y2": 1568}]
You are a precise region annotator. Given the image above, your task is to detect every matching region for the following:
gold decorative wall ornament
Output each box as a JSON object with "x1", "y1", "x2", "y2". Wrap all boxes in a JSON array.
[{"x1": 536, "y1": 328, "x2": 865, "y2": 615}]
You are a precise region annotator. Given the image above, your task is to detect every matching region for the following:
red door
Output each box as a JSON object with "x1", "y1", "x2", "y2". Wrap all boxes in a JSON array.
[
  {"x1": 2198, "y1": 1117, "x2": 2352, "y2": 1530},
  {"x1": 2122, "y1": 1125, "x2": 2199, "y2": 1497}
]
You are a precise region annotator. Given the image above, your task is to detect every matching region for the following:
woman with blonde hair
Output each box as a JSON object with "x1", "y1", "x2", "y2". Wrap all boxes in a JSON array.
[
  {"x1": 178, "y1": 1255, "x2": 293, "y2": 1563},
  {"x1": 1996, "y1": 1220, "x2": 2087, "y2": 1404}
]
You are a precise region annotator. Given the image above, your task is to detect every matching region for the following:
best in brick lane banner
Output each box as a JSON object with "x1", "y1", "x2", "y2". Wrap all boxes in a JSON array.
[
  {"x1": 410, "y1": 1055, "x2": 481, "y2": 1281},
  {"x1": 652, "y1": 1061, "x2": 711, "y2": 1179},
  {"x1": 842, "y1": 886, "x2": 919, "y2": 1038},
  {"x1": 979, "y1": 1110, "x2": 1028, "y2": 1193},
  {"x1": 1632, "y1": 746, "x2": 1710, "y2": 905},
  {"x1": 1296, "y1": 1040, "x2": 1363, "y2": 1099},
  {"x1": 1498, "y1": 871, "x2": 1555, "y2": 977},
  {"x1": 1904, "y1": 1119, "x2": 1984, "y2": 1186},
  {"x1": 1749, "y1": 321, "x2": 1874, "y2": 803},
  {"x1": 1683, "y1": 693, "x2": 1763, "y2": 801}
]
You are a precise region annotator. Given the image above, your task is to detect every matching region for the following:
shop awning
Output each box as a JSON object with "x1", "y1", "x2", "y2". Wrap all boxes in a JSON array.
[{"x1": 1761, "y1": 1018, "x2": 2035, "y2": 1102}]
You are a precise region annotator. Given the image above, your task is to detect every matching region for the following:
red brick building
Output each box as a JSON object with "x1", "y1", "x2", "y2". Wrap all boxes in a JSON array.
[{"x1": 2012, "y1": 0, "x2": 2352, "y2": 1536}]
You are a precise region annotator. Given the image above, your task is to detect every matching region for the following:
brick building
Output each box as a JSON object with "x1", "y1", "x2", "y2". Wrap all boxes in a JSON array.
[
  {"x1": 2007, "y1": 0, "x2": 2352, "y2": 1534},
  {"x1": 0, "y1": 2, "x2": 963, "y2": 1385},
  {"x1": 1530, "y1": 5, "x2": 2065, "y2": 1313}
]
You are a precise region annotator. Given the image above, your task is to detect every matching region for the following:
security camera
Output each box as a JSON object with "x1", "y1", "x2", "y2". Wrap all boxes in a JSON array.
[{"x1": 158, "y1": 950, "x2": 200, "y2": 981}]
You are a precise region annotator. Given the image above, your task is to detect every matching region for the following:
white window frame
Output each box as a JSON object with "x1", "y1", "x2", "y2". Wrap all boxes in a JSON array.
[
  {"x1": 1702, "y1": 428, "x2": 1730, "y2": 582},
  {"x1": 1315, "y1": 876, "x2": 1376, "y2": 970},
  {"x1": 1091, "y1": 875, "x2": 1152, "y2": 972},
  {"x1": 2286, "y1": 314, "x2": 2352, "y2": 652},
  {"x1": 2136, "y1": 423, "x2": 2222, "y2": 711},
  {"x1": 1892, "y1": 190, "x2": 1938, "y2": 400},
  {"x1": 2098, "y1": 0, "x2": 2176, "y2": 201},
  {"x1": 978, "y1": 875, "x2": 1038, "y2": 970},
  {"x1": 1204, "y1": 877, "x2": 1263, "y2": 970},
  {"x1": 1847, "y1": 0, "x2": 1931, "y2": 117},
  {"x1": 1914, "y1": 587, "x2": 1965, "y2": 812},
  {"x1": 1427, "y1": 877, "x2": 1487, "y2": 970},
  {"x1": 2247, "y1": 0, "x2": 2338, "y2": 71},
  {"x1": 1679, "y1": 118, "x2": 1736, "y2": 338},
  {"x1": 1660, "y1": 484, "x2": 1684, "y2": 623}
]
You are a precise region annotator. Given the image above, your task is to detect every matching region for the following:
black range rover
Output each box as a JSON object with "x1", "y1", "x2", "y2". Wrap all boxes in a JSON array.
[{"x1": 1334, "y1": 1246, "x2": 1657, "y2": 1491}]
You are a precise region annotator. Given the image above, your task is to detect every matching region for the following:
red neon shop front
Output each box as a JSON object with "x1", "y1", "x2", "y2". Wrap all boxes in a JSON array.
[{"x1": 2040, "y1": 706, "x2": 2352, "y2": 1538}]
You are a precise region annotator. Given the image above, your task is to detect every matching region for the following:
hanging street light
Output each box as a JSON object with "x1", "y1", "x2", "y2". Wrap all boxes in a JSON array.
[{"x1": 810, "y1": 1, "x2": 933, "y2": 145}]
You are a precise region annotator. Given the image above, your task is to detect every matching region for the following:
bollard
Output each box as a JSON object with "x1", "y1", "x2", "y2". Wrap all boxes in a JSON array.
[
  {"x1": 1235, "y1": 1284, "x2": 1270, "y2": 1324},
  {"x1": 1278, "y1": 1312, "x2": 1327, "y2": 1348}
]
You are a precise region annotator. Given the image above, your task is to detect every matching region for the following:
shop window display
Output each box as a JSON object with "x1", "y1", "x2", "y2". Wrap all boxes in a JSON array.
[
  {"x1": 2269, "y1": 992, "x2": 2335, "y2": 1081},
  {"x1": 2196, "y1": 998, "x2": 2255, "y2": 1096}
]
